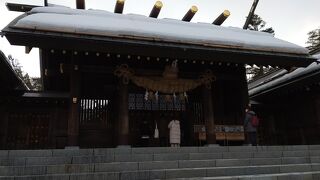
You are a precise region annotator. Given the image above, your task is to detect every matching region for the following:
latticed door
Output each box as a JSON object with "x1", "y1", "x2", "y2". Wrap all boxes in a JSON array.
[
  {"x1": 6, "y1": 112, "x2": 50, "y2": 149},
  {"x1": 79, "y1": 98, "x2": 114, "y2": 147}
]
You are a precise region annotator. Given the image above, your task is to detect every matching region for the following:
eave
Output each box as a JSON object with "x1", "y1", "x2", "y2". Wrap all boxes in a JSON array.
[
  {"x1": 6, "y1": 3, "x2": 40, "y2": 12},
  {"x1": 1, "y1": 14, "x2": 316, "y2": 68},
  {"x1": 249, "y1": 67, "x2": 320, "y2": 99}
]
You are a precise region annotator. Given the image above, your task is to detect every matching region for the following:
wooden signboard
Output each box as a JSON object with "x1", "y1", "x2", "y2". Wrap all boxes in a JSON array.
[
  {"x1": 198, "y1": 132, "x2": 206, "y2": 140},
  {"x1": 194, "y1": 125, "x2": 245, "y2": 141},
  {"x1": 215, "y1": 125, "x2": 245, "y2": 141},
  {"x1": 215, "y1": 132, "x2": 226, "y2": 141}
]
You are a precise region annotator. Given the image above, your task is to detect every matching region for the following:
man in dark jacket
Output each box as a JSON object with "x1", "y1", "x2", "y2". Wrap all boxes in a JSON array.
[{"x1": 244, "y1": 106, "x2": 257, "y2": 146}]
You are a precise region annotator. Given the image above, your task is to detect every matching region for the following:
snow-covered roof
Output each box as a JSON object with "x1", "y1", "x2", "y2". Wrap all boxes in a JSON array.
[
  {"x1": 249, "y1": 54, "x2": 320, "y2": 97},
  {"x1": 10, "y1": 6, "x2": 309, "y2": 55}
]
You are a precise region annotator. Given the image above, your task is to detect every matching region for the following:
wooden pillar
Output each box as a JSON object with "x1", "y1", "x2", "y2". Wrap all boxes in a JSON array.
[
  {"x1": 117, "y1": 81, "x2": 129, "y2": 146},
  {"x1": 0, "y1": 105, "x2": 8, "y2": 149},
  {"x1": 39, "y1": 49, "x2": 49, "y2": 91},
  {"x1": 67, "y1": 55, "x2": 80, "y2": 146},
  {"x1": 240, "y1": 65, "x2": 249, "y2": 120},
  {"x1": 314, "y1": 95, "x2": 320, "y2": 126},
  {"x1": 202, "y1": 85, "x2": 216, "y2": 145}
]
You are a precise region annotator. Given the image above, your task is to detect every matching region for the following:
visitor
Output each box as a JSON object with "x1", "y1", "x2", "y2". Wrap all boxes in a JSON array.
[
  {"x1": 168, "y1": 119, "x2": 181, "y2": 147},
  {"x1": 244, "y1": 105, "x2": 258, "y2": 146}
]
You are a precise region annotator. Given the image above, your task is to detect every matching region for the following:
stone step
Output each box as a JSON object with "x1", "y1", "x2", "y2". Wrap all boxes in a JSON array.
[
  {"x1": 172, "y1": 171, "x2": 320, "y2": 180},
  {"x1": 2, "y1": 150, "x2": 320, "y2": 166},
  {"x1": 1, "y1": 156, "x2": 319, "y2": 168},
  {"x1": 0, "y1": 150, "x2": 320, "y2": 160},
  {"x1": 1, "y1": 159, "x2": 320, "y2": 176},
  {"x1": 1, "y1": 164, "x2": 320, "y2": 180},
  {"x1": 0, "y1": 150, "x2": 320, "y2": 166},
  {"x1": 1, "y1": 145, "x2": 320, "y2": 158}
]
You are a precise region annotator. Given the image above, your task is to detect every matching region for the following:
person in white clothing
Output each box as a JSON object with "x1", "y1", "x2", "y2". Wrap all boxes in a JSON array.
[{"x1": 168, "y1": 119, "x2": 181, "y2": 147}]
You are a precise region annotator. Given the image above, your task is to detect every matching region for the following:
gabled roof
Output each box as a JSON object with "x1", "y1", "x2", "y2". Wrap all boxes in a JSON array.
[
  {"x1": 249, "y1": 53, "x2": 320, "y2": 98},
  {"x1": 1, "y1": 7, "x2": 315, "y2": 67},
  {"x1": 0, "y1": 50, "x2": 28, "y2": 92},
  {"x1": 14, "y1": 7, "x2": 309, "y2": 55}
]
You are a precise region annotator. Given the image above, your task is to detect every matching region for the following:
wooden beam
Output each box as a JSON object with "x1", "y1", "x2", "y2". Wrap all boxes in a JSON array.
[
  {"x1": 243, "y1": 0, "x2": 259, "y2": 29},
  {"x1": 182, "y1": 6, "x2": 198, "y2": 22},
  {"x1": 114, "y1": 0, "x2": 125, "y2": 14},
  {"x1": 25, "y1": 46, "x2": 33, "y2": 54},
  {"x1": 149, "y1": 1, "x2": 163, "y2": 18},
  {"x1": 5, "y1": 3, "x2": 40, "y2": 12},
  {"x1": 212, "y1": 10, "x2": 230, "y2": 26},
  {"x1": 76, "y1": 0, "x2": 85, "y2": 9}
]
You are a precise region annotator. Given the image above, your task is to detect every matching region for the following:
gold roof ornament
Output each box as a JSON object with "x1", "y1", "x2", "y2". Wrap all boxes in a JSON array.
[
  {"x1": 114, "y1": 0, "x2": 125, "y2": 14},
  {"x1": 213, "y1": 10, "x2": 230, "y2": 25},
  {"x1": 149, "y1": 1, "x2": 163, "y2": 18},
  {"x1": 182, "y1": 5, "x2": 198, "y2": 22}
]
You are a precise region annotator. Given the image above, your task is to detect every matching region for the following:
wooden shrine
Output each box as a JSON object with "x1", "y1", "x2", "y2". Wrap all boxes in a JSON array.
[{"x1": 0, "y1": 0, "x2": 314, "y2": 149}]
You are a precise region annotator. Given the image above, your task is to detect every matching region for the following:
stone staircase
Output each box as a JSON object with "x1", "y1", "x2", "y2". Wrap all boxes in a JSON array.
[{"x1": 1, "y1": 145, "x2": 320, "y2": 179}]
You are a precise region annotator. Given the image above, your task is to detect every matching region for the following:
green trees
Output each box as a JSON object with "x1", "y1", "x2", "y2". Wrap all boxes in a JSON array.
[
  {"x1": 246, "y1": 14, "x2": 276, "y2": 81},
  {"x1": 247, "y1": 14, "x2": 275, "y2": 34},
  {"x1": 306, "y1": 28, "x2": 320, "y2": 51}
]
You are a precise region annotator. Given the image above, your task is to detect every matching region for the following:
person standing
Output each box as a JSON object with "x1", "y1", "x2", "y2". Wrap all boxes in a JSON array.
[
  {"x1": 244, "y1": 106, "x2": 258, "y2": 146},
  {"x1": 168, "y1": 119, "x2": 181, "y2": 147}
]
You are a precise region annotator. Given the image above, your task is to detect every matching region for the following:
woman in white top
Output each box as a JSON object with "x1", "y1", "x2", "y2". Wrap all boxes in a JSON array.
[{"x1": 168, "y1": 120, "x2": 181, "y2": 147}]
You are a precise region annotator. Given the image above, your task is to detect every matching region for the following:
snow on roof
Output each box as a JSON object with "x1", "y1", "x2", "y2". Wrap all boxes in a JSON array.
[
  {"x1": 11, "y1": 7, "x2": 308, "y2": 55},
  {"x1": 249, "y1": 54, "x2": 320, "y2": 96}
]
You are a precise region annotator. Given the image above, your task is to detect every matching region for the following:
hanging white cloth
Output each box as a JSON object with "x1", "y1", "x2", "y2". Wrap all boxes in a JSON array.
[{"x1": 154, "y1": 122, "x2": 159, "y2": 138}]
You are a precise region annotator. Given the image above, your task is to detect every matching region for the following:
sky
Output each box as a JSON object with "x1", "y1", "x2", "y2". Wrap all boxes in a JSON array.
[{"x1": 0, "y1": 0, "x2": 319, "y2": 77}]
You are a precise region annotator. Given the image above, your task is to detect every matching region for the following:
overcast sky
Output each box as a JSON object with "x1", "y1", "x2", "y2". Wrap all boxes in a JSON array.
[{"x1": 0, "y1": 0, "x2": 319, "y2": 77}]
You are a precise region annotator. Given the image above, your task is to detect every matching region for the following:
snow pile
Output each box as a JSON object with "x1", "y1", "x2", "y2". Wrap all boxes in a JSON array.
[{"x1": 12, "y1": 6, "x2": 309, "y2": 55}]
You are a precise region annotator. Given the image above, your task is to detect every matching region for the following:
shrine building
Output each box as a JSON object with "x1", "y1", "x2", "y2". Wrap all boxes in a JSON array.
[{"x1": 0, "y1": 0, "x2": 314, "y2": 149}]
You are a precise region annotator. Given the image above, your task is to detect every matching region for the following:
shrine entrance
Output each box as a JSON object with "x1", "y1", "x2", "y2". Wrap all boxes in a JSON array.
[
  {"x1": 114, "y1": 61, "x2": 214, "y2": 147},
  {"x1": 128, "y1": 92, "x2": 190, "y2": 147}
]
